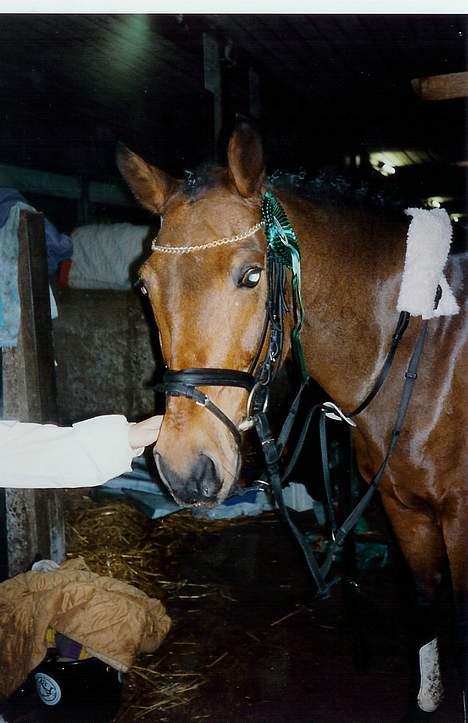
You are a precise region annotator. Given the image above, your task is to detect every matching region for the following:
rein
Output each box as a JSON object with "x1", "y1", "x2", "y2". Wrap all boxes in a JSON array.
[{"x1": 154, "y1": 192, "x2": 430, "y2": 597}]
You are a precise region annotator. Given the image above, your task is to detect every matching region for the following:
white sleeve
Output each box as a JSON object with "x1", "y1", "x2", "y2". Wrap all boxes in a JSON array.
[{"x1": 0, "y1": 415, "x2": 143, "y2": 488}]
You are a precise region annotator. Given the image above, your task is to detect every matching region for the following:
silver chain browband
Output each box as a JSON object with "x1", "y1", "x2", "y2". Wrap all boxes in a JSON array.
[{"x1": 151, "y1": 221, "x2": 264, "y2": 253}]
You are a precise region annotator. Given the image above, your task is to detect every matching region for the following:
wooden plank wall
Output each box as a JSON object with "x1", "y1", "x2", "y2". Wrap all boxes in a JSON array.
[{"x1": 1, "y1": 211, "x2": 65, "y2": 579}]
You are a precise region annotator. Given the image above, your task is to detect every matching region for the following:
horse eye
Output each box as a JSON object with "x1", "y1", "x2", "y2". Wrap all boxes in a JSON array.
[{"x1": 239, "y1": 267, "x2": 262, "y2": 288}]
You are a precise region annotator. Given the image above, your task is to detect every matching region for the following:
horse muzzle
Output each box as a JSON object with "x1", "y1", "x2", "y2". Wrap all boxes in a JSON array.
[
  {"x1": 155, "y1": 450, "x2": 224, "y2": 506},
  {"x1": 153, "y1": 368, "x2": 266, "y2": 506}
]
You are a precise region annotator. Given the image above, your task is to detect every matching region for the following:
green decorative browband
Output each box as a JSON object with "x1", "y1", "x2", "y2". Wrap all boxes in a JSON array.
[
  {"x1": 261, "y1": 192, "x2": 307, "y2": 380},
  {"x1": 150, "y1": 191, "x2": 307, "y2": 380},
  {"x1": 262, "y1": 191, "x2": 300, "y2": 268}
]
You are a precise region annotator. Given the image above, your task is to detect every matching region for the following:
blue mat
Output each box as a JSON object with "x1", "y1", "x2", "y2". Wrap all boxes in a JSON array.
[{"x1": 96, "y1": 457, "x2": 276, "y2": 520}]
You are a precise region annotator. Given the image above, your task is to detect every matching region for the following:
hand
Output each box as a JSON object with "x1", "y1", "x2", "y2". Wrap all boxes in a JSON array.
[{"x1": 128, "y1": 415, "x2": 163, "y2": 450}]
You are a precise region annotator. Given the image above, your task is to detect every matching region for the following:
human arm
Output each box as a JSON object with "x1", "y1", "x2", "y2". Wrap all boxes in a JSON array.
[{"x1": 0, "y1": 414, "x2": 163, "y2": 489}]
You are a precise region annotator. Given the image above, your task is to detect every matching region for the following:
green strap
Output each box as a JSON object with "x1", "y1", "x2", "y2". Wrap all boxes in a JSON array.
[{"x1": 261, "y1": 191, "x2": 307, "y2": 380}]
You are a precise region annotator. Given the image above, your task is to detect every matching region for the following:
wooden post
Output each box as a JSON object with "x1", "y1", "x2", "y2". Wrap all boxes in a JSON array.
[
  {"x1": 412, "y1": 71, "x2": 468, "y2": 101},
  {"x1": 1, "y1": 210, "x2": 65, "y2": 578},
  {"x1": 0, "y1": 392, "x2": 8, "y2": 580},
  {"x1": 248, "y1": 67, "x2": 261, "y2": 119},
  {"x1": 203, "y1": 32, "x2": 223, "y2": 155}
]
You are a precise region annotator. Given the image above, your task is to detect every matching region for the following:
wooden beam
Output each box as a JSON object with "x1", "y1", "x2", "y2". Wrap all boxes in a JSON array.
[
  {"x1": 0, "y1": 163, "x2": 134, "y2": 207},
  {"x1": 412, "y1": 72, "x2": 468, "y2": 101},
  {"x1": 17, "y1": 212, "x2": 57, "y2": 424},
  {"x1": 203, "y1": 32, "x2": 223, "y2": 154},
  {"x1": 0, "y1": 485, "x2": 7, "y2": 581},
  {"x1": 2, "y1": 212, "x2": 65, "y2": 575}
]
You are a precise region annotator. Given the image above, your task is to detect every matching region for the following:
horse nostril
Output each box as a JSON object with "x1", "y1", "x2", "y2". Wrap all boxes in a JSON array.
[
  {"x1": 155, "y1": 451, "x2": 222, "y2": 505},
  {"x1": 196, "y1": 454, "x2": 220, "y2": 499}
]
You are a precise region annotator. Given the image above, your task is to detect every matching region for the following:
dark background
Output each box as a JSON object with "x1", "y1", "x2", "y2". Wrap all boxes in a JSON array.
[{"x1": 0, "y1": 14, "x2": 466, "y2": 235}]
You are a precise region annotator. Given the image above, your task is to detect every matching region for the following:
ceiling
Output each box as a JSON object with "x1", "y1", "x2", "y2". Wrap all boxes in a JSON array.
[{"x1": 0, "y1": 14, "x2": 466, "y2": 226}]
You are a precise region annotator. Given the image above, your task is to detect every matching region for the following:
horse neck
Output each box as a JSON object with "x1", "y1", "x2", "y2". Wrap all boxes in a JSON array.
[{"x1": 280, "y1": 193, "x2": 406, "y2": 410}]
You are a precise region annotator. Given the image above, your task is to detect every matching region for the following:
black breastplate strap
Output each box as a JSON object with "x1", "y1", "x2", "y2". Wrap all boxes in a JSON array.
[
  {"x1": 332, "y1": 317, "x2": 429, "y2": 547},
  {"x1": 348, "y1": 310, "x2": 410, "y2": 417},
  {"x1": 256, "y1": 316, "x2": 430, "y2": 597}
]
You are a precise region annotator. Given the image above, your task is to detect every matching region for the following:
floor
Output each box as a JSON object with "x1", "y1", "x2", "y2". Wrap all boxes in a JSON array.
[
  {"x1": 125, "y1": 514, "x2": 462, "y2": 723},
  {"x1": 2, "y1": 500, "x2": 463, "y2": 723}
]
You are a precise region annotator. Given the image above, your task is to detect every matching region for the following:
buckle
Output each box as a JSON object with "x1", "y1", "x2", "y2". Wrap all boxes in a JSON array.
[{"x1": 321, "y1": 401, "x2": 357, "y2": 427}]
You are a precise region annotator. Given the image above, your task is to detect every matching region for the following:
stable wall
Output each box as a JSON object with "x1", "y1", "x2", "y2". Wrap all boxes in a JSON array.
[{"x1": 52, "y1": 287, "x2": 159, "y2": 425}]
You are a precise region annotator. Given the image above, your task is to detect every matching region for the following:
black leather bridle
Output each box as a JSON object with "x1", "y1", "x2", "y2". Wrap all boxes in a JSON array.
[
  {"x1": 155, "y1": 245, "x2": 288, "y2": 448},
  {"x1": 154, "y1": 196, "x2": 434, "y2": 598}
]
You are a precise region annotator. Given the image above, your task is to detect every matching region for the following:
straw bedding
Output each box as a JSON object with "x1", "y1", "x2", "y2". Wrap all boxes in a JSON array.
[{"x1": 64, "y1": 489, "x2": 262, "y2": 721}]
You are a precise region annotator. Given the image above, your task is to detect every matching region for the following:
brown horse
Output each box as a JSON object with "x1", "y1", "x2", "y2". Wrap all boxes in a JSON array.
[{"x1": 118, "y1": 122, "x2": 467, "y2": 716}]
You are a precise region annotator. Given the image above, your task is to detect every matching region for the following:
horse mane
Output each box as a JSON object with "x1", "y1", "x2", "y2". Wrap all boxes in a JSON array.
[
  {"x1": 267, "y1": 170, "x2": 466, "y2": 254},
  {"x1": 267, "y1": 167, "x2": 406, "y2": 211},
  {"x1": 181, "y1": 162, "x2": 407, "y2": 213},
  {"x1": 182, "y1": 164, "x2": 225, "y2": 198}
]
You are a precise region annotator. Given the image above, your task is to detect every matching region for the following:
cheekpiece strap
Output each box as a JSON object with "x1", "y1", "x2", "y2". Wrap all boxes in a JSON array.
[{"x1": 261, "y1": 191, "x2": 307, "y2": 380}]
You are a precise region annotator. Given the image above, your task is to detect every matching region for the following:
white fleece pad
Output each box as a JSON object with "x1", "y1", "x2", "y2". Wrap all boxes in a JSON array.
[{"x1": 397, "y1": 208, "x2": 459, "y2": 319}]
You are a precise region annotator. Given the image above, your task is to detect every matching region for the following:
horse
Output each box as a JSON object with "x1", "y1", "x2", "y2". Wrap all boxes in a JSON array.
[{"x1": 117, "y1": 121, "x2": 467, "y2": 718}]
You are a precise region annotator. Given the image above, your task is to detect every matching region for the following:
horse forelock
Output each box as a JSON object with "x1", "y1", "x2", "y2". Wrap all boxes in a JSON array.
[{"x1": 181, "y1": 164, "x2": 226, "y2": 198}]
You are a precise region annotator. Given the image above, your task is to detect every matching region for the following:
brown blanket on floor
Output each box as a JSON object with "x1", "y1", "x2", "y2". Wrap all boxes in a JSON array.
[{"x1": 0, "y1": 557, "x2": 171, "y2": 698}]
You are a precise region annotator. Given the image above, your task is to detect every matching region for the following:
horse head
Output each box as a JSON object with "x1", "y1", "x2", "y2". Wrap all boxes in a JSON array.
[{"x1": 118, "y1": 123, "x2": 282, "y2": 507}]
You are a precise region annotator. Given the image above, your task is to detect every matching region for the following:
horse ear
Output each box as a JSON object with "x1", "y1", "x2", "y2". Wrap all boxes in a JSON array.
[
  {"x1": 116, "y1": 143, "x2": 180, "y2": 214},
  {"x1": 227, "y1": 121, "x2": 265, "y2": 198}
]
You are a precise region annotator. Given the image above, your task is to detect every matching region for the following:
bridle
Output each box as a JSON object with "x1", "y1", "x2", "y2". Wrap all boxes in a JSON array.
[
  {"x1": 154, "y1": 191, "x2": 303, "y2": 449},
  {"x1": 154, "y1": 191, "x2": 432, "y2": 598}
]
